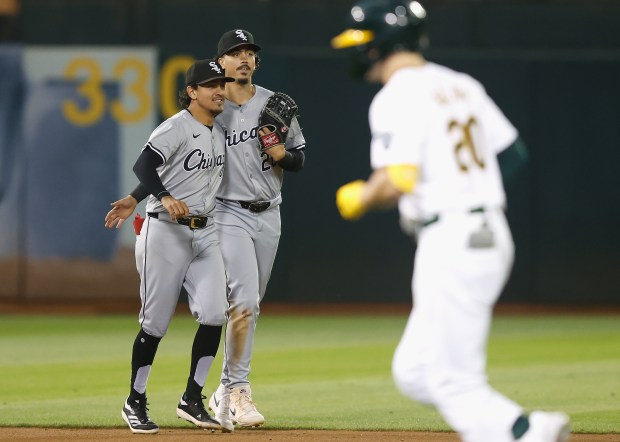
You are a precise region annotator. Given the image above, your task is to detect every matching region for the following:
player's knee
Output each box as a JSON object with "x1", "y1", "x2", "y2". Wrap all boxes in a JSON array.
[
  {"x1": 392, "y1": 351, "x2": 434, "y2": 404},
  {"x1": 194, "y1": 310, "x2": 226, "y2": 326},
  {"x1": 141, "y1": 323, "x2": 168, "y2": 339},
  {"x1": 228, "y1": 299, "x2": 259, "y2": 316}
]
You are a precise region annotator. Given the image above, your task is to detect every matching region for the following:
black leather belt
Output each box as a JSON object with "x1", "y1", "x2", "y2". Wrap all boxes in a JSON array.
[
  {"x1": 148, "y1": 212, "x2": 210, "y2": 230},
  {"x1": 217, "y1": 198, "x2": 271, "y2": 213},
  {"x1": 423, "y1": 207, "x2": 485, "y2": 227}
]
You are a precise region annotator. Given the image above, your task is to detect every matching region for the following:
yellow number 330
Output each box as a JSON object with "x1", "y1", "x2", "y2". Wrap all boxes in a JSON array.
[{"x1": 62, "y1": 57, "x2": 151, "y2": 126}]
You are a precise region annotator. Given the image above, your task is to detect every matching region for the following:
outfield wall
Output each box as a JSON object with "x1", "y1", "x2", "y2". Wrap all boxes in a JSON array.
[{"x1": 0, "y1": 0, "x2": 618, "y2": 304}]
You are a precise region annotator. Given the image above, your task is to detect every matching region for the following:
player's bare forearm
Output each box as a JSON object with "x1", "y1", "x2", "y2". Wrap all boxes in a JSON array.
[
  {"x1": 363, "y1": 168, "x2": 402, "y2": 210},
  {"x1": 104, "y1": 195, "x2": 138, "y2": 229},
  {"x1": 336, "y1": 169, "x2": 401, "y2": 221}
]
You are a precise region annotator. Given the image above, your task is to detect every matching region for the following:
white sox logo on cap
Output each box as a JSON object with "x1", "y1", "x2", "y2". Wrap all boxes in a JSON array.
[
  {"x1": 209, "y1": 61, "x2": 222, "y2": 73},
  {"x1": 217, "y1": 29, "x2": 261, "y2": 57}
]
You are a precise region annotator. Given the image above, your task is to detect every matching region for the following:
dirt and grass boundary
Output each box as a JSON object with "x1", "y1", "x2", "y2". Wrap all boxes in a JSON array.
[{"x1": 2, "y1": 300, "x2": 620, "y2": 316}]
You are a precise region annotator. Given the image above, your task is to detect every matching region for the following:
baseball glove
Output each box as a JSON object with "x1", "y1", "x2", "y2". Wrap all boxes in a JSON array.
[{"x1": 258, "y1": 92, "x2": 299, "y2": 151}]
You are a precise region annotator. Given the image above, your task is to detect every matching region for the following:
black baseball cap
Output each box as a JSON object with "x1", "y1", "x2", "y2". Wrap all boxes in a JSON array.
[
  {"x1": 217, "y1": 29, "x2": 262, "y2": 57},
  {"x1": 186, "y1": 58, "x2": 235, "y2": 86}
]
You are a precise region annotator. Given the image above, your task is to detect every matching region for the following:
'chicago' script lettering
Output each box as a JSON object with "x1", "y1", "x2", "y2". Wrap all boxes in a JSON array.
[
  {"x1": 184, "y1": 149, "x2": 225, "y2": 172},
  {"x1": 225, "y1": 127, "x2": 258, "y2": 147}
]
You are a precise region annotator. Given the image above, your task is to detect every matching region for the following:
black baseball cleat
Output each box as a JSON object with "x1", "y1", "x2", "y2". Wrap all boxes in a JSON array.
[
  {"x1": 121, "y1": 396, "x2": 159, "y2": 434},
  {"x1": 176, "y1": 393, "x2": 222, "y2": 431}
]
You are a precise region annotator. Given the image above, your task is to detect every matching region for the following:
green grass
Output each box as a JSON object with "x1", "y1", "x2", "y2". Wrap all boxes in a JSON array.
[{"x1": 0, "y1": 314, "x2": 618, "y2": 433}]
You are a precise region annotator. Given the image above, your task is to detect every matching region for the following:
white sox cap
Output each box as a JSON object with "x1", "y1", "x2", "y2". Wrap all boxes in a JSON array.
[
  {"x1": 186, "y1": 58, "x2": 235, "y2": 86},
  {"x1": 217, "y1": 29, "x2": 262, "y2": 57}
]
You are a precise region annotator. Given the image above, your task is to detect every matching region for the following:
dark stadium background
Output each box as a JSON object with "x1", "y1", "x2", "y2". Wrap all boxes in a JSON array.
[{"x1": 0, "y1": 0, "x2": 618, "y2": 306}]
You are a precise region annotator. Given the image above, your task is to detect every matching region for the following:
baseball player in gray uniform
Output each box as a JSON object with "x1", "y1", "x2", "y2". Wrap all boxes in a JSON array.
[
  {"x1": 207, "y1": 29, "x2": 306, "y2": 430},
  {"x1": 105, "y1": 59, "x2": 234, "y2": 434}
]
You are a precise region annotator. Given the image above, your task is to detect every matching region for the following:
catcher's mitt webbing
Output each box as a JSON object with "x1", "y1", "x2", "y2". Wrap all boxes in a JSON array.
[{"x1": 258, "y1": 92, "x2": 299, "y2": 150}]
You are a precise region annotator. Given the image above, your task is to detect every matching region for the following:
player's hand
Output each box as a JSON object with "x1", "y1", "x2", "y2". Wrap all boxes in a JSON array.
[
  {"x1": 263, "y1": 144, "x2": 286, "y2": 161},
  {"x1": 161, "y1": 196, "x2": 189, "y2": 221},
  {"x1": 105, "y1": 195, "x2": 138, "y2": 229},
  {"x1": 336, "y1": 180, "x2": 367, "y2": 221},
  {"x1": 258, "y1": 127, "x2": 286, "y2": 161}
]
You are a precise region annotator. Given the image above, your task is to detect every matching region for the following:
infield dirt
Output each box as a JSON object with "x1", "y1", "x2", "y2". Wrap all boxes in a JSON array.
[{"x1": 1, "y1": 428, "x2": 618, "y2": 441}]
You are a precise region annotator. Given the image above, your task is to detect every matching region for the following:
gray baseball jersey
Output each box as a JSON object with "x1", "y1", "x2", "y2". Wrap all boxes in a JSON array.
[
  {"x1": 215, "y1": 85, "x2": 305, "y2": 202},
  {"x1": 136, "y1": 108, "x2": 227, "y2": 337},
  {"x1": 145, "y1": 109, "x2": 226, "y2": 216}
]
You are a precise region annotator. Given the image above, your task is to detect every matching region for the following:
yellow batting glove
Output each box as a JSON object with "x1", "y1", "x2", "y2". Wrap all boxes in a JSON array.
[{"x1": 336, "y1": 180, "x2": 367, "y2": 221}]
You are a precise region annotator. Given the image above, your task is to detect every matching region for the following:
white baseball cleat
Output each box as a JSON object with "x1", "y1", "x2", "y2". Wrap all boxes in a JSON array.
[
  {"x1": 518, "y1": 411, "x2": 570, "y2": 442},
  {"x1": 208, "y1": 384, "x2": 234, "y2": 433},
  {"x1": 229, "y1": 385, "x2": 265, "y2": 427}
]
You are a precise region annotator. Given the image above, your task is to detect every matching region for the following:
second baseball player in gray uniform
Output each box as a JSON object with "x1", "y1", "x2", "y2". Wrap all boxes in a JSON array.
[{"x1": 207, "y1": 29, "x2": 306, "y2": 429}]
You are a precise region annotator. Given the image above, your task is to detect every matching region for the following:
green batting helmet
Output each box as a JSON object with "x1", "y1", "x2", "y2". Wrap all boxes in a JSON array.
[{"x1": 331, "y1": 0, "x2": 428, "y2": 78}]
